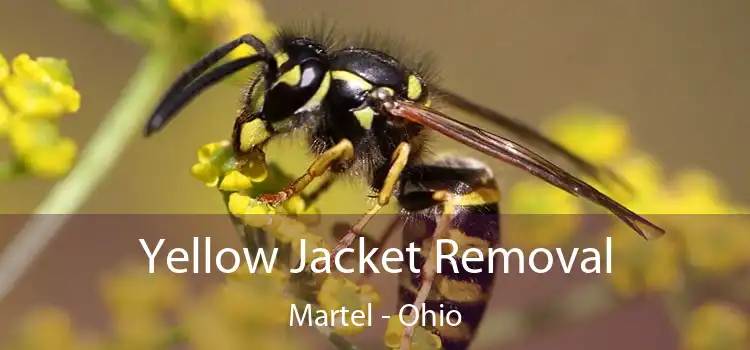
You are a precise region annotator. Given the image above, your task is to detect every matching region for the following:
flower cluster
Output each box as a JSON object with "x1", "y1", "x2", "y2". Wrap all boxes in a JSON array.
[
  {"x1": 0, "y1": 53, "x2": 80, "y2": 179},
  {"x1": 3, "y1": 263, "x2": 306, "y2": 350},
  {"x1": 684, "y1": 301, "x2": 748, "y2": 350}
]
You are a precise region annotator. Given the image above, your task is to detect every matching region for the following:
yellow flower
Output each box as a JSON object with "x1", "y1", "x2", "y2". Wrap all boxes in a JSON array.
[
  {"x1": 168, "y1": 0, "x2": 227, "y2": 23},
  {"x1": 227, "y1": 192, "x2": 276, "y2": 227},
  {"x1": 228, "y1": 266, "x2": 289, "y2": 291},
  {"x1": 220, "y1": 0, "x2": 277, "y2": 60},
  {"x1": 544, "y1": 108, "x2": 631, "y2": 163},
  {"x1": 17, "y1": 307, "x2": 94, "y2": 350},
  {"x1": 663, "y1": 169, "x2": 734, "y2": 214},
  {"x1": 190, "y1": 141, "x2": 268, "y2": 190},
  {"x1": 191, "y1": 162, "x2": 220, "y2": 186},
  {"x1": 283, "y1": 195, "x2": 307, "y2": 215},
  {"x1": 101, "y1": 265, "x2": 184, "y2": 316},
  {"x1": 0, "y1": 53, "x2": 8, "y2": 84},
  {"x1": 317, "y1": 275, "x2": 380, "y2": 335},
  {"x1": 604, "y1": 153, "x2": 665, "y2": 212},
  {"x1": 684, "y1": 302, "x2": 748, "y2": 350},
  {"x1": 4, "y1": 54, "x2": 80, "y2": 117},
  {"x1": 271, "y1": 215, "x2": 309, "y2": 243},
  {"x1": 23, "y1": 136, "x2": 77, "y2": 178},
  {"x1": 219, "y1": 169, "x2": 253, "y2": 191},
  {"x1": 605, "y1": 226, "x2": 682, "y2": 297},
  {"x1": 210, "y1": 281, "x2": 293, "y2": 326},
  {"x1": 680, "y1": 215, "x2": 750, "y2": 274},
  {"x1": 0, "y1": 98, "x2": 12, "y2": 135},
  {"x1": 197, "y1": 141, "x2": 227, "y2": 163},
  {"x1": 384, "y1": 317, "x2": 442, "y2": 350},
  {"x1": 182, "y1": 277, "x2": 297, "y2": 350},
  {"x1": 292, "y1": 233, "x2": 330, "y2": 266},
  {"x1": 7, "y1": 118, "x2": 78, "y2": 178},
  {"x1": 505, "y1": 179, "x2": 583, "y2": 248}
]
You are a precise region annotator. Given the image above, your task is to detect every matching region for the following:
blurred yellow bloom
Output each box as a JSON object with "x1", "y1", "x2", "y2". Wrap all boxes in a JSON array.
[
  {"x1": 605, "y1": 227, "x2": 682, "y2": 297},
  {"x1": 663, "y1": 169, "x2": 734, "y2": 214},
  {"x1": 168, "y1": 0, "x2": 227, "y2": 23},
  {"x1": 24, "y1": 136, "x2": 77, "y2": 178},
  {"x1": 1, "y1": 52, "x2": 79, "y2": 180},
  {"x1": 684, "y1": 302, "x2": 748, "y2": 350},
  {"x1": 505, "y1": 179, "x2": 583, "y2": 248},
  {"x1": 16, "y1": 307, "x2": 97, "y2": 350},
  {"x1": 183, "y1": 281, "x2": 298, "y2": 350},
  {"x1": 384, "y1": 317, "x2": 442, "y2": 350},
  {"x1": 0, "y1": 98, "x2": 11, "y2": 135},
  {"x1": 7, "y1": 118, "x2": 78, "y2": 178},
  {"x1": 211, "y1": 280, "x2": 293, "y2": 326},
  {"x1": 544, "y1": 108, "x2": 631, "y2": 163},
  {"x1": 271, "y1": 215, "x2": 309, "y2": 243},
  {"x1": 0, "y1": 54, "x2": 8, "y2": 84},
  {"x1": 317, "y1": 275, "x2": 380, "y2": 335},
  {"x1": 101, "y1": 265, "x2": 184, "y2": 316},
  {"x1": 4, "y1": 54, "x2": 80, "y2": 117},
  {"x1": 680, "y1": 215, "x2": 750, "y2": 274},
  {"x1": 604, "y1": 153, "x2": 665, "y2": 212},
  {"x1": 228, "y1": 266, "x2": 289, "y2": 290},
  {"x1": 292, "y1": 233, "x2": 330, "y2": 265},
  {"x1": 220, "y1": 0, "x2": 277, "y2": 60},
  {"x1": 507, "y1": 180, "x2": 584, "y2": 215}
]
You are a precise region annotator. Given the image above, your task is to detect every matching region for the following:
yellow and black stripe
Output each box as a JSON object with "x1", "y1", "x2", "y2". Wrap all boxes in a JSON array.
[{"x1": 397, "y1": 156, "x2": 501, "y2": 350}]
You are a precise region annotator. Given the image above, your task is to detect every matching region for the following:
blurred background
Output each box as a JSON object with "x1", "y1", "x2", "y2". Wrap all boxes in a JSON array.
[{"x1": 0, "y1": 0, "x2": 748, "y2": 349}]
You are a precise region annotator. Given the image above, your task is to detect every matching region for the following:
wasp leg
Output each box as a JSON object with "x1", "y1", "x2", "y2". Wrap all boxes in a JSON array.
[
  {"x1": 301, "y1": 172, "x2": 340, "y2": 208},
  {"x1": 326, "y1": 142, "x2": 412, "y2": 260},
  {"x1": 259, "y1": 139, "x2": 354, "y2": 206},
  {"x1": 400, "y1": 191, "x2": 456, "y2": 350}
]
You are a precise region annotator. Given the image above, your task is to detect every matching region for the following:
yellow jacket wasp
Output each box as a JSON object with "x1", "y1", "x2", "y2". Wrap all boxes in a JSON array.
[{"x1": 144, "y1": 24, "x2": 665, "y2": 350}]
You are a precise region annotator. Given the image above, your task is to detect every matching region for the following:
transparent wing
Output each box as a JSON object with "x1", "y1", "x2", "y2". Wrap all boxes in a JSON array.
[
  {"x1": 385, "y1": 98, "x2": 665, "y2": 240},
  {"x1": 435, "y1": 87, "x2": 633, "y2": 195}
]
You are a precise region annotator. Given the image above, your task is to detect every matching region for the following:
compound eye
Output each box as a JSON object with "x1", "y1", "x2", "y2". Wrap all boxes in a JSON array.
[{"x1": 406, "y1": 74, "x2": 427, "y2": 102}]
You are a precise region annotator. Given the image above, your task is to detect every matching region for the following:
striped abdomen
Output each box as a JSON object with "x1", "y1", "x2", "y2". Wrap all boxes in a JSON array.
[{"x1": 396, "y1": 157, "x2": 501, "y2": 350}]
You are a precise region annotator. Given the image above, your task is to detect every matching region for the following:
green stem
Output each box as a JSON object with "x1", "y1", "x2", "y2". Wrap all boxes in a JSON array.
[{"x1": 0, "y1": 49, "x2": 174, "y2": 303}]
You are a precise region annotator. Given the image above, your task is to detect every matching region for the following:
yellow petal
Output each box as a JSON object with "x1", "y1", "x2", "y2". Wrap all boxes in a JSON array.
[
  {"x1": 3, "y1": 75, "x2": 69, "y2": 118},
  {"x1": 282, "y1": 196, "x2": 306, "y2": 214},
  {"x1": 168, "y1": 0, "x2": 227, "y2": 23},
  {"x1": 0, "y1": 99, "x2": 12, "y2": 135},
  {"x1": 190, "y1": 162, "x2": 219, "y2": 187},
  {"x1": 219, "y1": 170, "x2": 253, "y2": 191},
  {"x1": 12, "y1": 53, "x2": 51, "y2": 81},
  {"x1": 241, "y1": 202, "x2": 275, "y2": 227},
  {"x1": 227, "y1": 193, "x2": 252, "y2": 217},
  {"x1": 8, "y1": 118, "x2": 60, "y2": 156},
  {"x1": 0, "y1": 54, "x2": 8, "y2": 85},
  {"x1": 384, "y1": 317, "x2": 405, "y2": 348},
  {"x1": 197, "y1": 141, "x2": 226, "y2": 163},
  {"x1": 24, "y1": 137, "x2": 77, "y2": 178},
  {"x1": 684, "y1": 302, "x2": 748, "y2": 350},
  {"x1": 272, "y1": 217, "x2": 307, "y2": 243}
]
